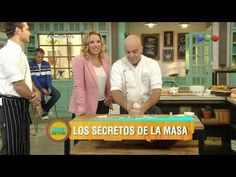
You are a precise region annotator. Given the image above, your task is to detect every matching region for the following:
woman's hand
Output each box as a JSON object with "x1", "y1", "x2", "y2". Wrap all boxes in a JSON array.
[
  {"x1": 78, "y1": 112, "x2": 86, "y2": 116},
  {"x1": 104, "y1": 97, "x2": 113, "y2": 109}
]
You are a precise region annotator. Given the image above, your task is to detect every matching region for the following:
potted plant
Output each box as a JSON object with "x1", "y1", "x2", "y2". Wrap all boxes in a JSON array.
[{"x1": 201, "y1": 105, "x2": 212, "y2": 119}]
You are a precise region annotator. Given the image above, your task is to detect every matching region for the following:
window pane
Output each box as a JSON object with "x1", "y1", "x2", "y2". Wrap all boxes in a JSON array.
[
  {"x1": 54, "y1": 36, "x2": 67, "y2": 45},
  {"x1": 99, "y1": 22, "x2": 107, "y2": 31},
  {"x1": 43, "y1": 57, "x2": 49, "y2": 63},
  {"x1": 51, "y1": 68, "x2": 55, "y2": 79},
  {"x1": 39, "y1": 35, "x2": 52, "y2": 45},
  {"x1": 48, "y1": 57, "x2": 57, "y2": 66},
  {"x1": 70, "y1": 46, "x2": 81, "y2": 57},
  {"x1": 63, "y1": 69, "x2": 70, "y2": 79},
  {"x1": 68, "y1": 35, "x2": 82, "y2": 45},
  {"x1": 39, "y1": 33, "x2": 83, "y2": 79},
  {"x1": 84, "y1": 22, "x2": 95, "y2": 31},
  {"x1": 40, "y1": 46, "x2": 53, "y2": 56},
  {"x1": 54, "y1": 46, "x2": 68, "y2": 56},
  {"x1": 69, "y1": 58, "x2": 73, "y2": 68},
  {"x1": 55, "y1": 57, "x2": 68, "y2": 68}
]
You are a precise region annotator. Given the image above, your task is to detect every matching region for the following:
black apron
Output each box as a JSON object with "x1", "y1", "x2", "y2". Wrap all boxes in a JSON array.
[{"x1": 2, "y1": 95, "x2": 31, "y2": 155}]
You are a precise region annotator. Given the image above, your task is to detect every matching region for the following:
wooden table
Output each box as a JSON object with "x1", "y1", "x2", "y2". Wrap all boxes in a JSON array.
[
  {"x1": 71, "y1": 140, "x2": 199, "y2": 155},
  {"x1": 64, "y1": 115, "x2": 204, "y2": 155}
]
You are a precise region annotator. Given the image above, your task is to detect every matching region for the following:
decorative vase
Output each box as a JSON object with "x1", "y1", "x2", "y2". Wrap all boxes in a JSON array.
[{"x1": 203, "y1": 111, "x2": 211, "y2": 119}]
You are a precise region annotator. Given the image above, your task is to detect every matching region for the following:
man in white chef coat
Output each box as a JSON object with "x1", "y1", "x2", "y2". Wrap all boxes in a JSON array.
[{"x1": 110, "y1": 35, "x2": 162, "y2": 116}]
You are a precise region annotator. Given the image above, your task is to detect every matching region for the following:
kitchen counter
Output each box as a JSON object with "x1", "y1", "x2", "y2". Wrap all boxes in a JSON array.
[
  {"x1": 159, "y1": 95, "x2": 226, "y2": 104},
  {"x1": 160, "y1": 95, "x2": 225, "y2": 101},
  {"x1": 227, "y1": 97, "x2": 236, "y2": 105}
]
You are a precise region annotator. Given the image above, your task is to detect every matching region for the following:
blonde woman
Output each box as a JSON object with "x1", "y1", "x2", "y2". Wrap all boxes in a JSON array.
[{"x1": 69, "y1": 31, "x2": 112, "y2": 117}]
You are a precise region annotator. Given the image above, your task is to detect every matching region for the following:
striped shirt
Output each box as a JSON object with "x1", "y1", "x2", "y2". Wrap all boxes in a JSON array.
[{"x1": 29, "y1": 60, "x2": 52, "y2": 90}]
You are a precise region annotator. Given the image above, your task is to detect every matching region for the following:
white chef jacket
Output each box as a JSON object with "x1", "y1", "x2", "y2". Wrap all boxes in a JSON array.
[
  {"x1": 110, "y1": 55, "x2": 162, "y2": 102},
  {"x1": 0, "y1": 40, "x2": 33, "y2": 105}
]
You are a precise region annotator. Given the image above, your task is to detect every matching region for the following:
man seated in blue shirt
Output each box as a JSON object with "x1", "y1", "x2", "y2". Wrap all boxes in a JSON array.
[{"x1": 29, "y1": 48, "x2": 61, "y2": 119}]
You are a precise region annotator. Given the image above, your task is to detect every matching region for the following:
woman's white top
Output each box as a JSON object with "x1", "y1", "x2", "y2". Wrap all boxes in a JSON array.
[{"x1": 94, "y1": 65, "x2": 107, "y2": 101}]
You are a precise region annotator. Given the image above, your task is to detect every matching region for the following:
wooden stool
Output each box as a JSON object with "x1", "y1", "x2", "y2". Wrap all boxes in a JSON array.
[
  {"x1": 30, "y1": 104, "x2": 39, "y2": 136},
  {"x1": 53, "y1": 104, "x2": 58, "y2": 118}
]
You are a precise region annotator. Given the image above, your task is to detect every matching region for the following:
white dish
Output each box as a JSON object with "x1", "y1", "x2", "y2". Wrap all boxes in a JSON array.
[
  {"x1": 96, "y1": 115, "x2": 107, "y2": 118},
  {"x1": 189, "y1": 86, "x2": 205, "y2": 94},
  {"x1": 184, "y1": 112, "x2": 195, "y2": 117}
]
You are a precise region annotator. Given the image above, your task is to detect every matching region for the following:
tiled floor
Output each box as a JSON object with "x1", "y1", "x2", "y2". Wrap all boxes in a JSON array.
[
  {"x1": 29, "y1": 121, "x2": 65, "y2": 155},
  {"x1": 0, "y1": 104, "x2": 120, "y2": 155},
  {"x1": 0, "y1": 119, "x2": 69, "y2": 155}
]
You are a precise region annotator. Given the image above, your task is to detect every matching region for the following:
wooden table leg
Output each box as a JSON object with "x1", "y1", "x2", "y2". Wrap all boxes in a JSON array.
[
  {"x1": 198, "y1": 130, "x2": 205, "y2": 155},
  {"x1": 64, "y1": 138, "x2": 70, "y2": 155}
]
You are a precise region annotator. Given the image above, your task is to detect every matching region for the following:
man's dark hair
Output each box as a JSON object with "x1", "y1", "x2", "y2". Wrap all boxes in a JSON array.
[
  {"x1": 5, "y1": 22, "x2": 25, "y2": 38},
  {"x1": 34, "y1": 48, "x2": 45, "y2": 55}
]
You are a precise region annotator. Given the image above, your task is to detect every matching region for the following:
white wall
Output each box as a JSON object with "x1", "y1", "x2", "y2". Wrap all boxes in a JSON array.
[
  {"x1": 127, "y1": 22, "x2": 208, "y2": 76},
  {"x1": 212, "y1": 22, "x2": 219, "y2": 69}
]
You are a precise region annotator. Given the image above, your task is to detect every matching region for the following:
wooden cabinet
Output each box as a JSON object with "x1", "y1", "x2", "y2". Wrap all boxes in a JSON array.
[{"x1": 158, "y1": 96, "x2": 232, "y2": 154}]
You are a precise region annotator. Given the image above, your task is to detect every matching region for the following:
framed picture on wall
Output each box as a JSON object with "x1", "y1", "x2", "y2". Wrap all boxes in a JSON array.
[
  {"x1": 164, "y1": 31, "x2": 173, "y2": 47},
  {"x1": 163, "y1": 49, "x2": 174, "y2": 62},
  {"x1": 177, "y1": 33, "x2": 188, "y2": 59},
  {"x1": 141, "y1": 34, "x2": 159, "y2": 60}
]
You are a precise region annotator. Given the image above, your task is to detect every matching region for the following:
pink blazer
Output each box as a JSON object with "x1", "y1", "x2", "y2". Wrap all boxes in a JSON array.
[{"x1": 69, "y1": 54, "x2": 111, "y2": 115}]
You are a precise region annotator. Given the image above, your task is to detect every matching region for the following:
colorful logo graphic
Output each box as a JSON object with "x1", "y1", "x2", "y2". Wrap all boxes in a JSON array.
[{"x1": 46, "y1": 118, "x2": 70, "y2": 142}]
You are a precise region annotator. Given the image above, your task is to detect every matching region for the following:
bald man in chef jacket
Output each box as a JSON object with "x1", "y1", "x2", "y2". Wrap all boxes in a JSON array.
[{"x1": 110, "y1": 35, "x2": 162, "y2": 117}]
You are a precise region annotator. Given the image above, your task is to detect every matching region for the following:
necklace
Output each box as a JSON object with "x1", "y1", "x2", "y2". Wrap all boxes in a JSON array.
[{"x1": 91, "y1": 58, "x2": 102, "y2": 67}]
